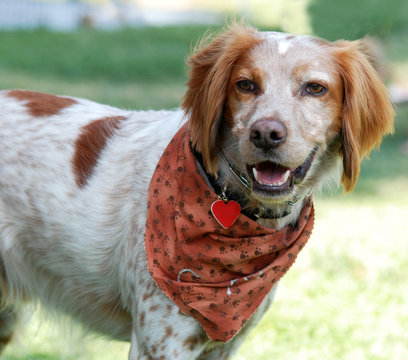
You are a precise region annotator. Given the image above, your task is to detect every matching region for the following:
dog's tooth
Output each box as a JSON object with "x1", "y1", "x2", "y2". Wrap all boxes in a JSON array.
[
  {"x1": 282, "y1": 170, "x2": 291, "y2": 183},
  {"x1": 252, "y1": 167, "x2": 259, "y2": 182}
]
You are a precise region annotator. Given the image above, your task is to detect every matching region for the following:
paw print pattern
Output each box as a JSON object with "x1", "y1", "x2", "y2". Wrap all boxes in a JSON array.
[
  {"x1": 145, "y1": 123, "x2": 315, "y2": 343},
  {"x1": 240, "y1": 251, "x2": 249, "y2": 259}
]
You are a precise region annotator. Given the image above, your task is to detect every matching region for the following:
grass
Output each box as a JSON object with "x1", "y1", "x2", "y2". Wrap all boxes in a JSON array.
[
  {"x1": 235, "y1": 187, "x2": 408, "y2": 360},
  {"x1": 307, "y1": 0, "x2": 408, "y2": 40},
  {"x1": 0, "y1": 23, "x2": 407, "y2": 360},
  {"x1": 0, "y1": 26, "x2": 214, "y2": 109}
]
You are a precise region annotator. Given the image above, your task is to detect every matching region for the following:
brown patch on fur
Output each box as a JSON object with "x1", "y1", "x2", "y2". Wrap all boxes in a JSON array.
[
  {"x1": 332, "y1": 40, "x2": 395, "y2": 191},
  {"x1": 73, "y1": 116, "x2": 126, "y2": 188},
  {"x1": 160, "y1": 326, "x2": 174, "y2": 343},
  {"x1": 165, "y1": 326, "x2": 173, "y2": 337},
  {"x1": 139, "y1": 311, "x2": 146, "y2": 328},
  {"x1": 183, "y1": 335, "x2": 201, "y2": 351},
  {"x1": 8, "y1": 90, "x2": 77, "y2": 117},
  {"x1": 182, "y1": 332, "x2": 207, "y2": 351},
  {"x1": 142, "y1": 288, "x2": 155, "y2": 301},
  {"x1": 225, "y1": 54, "x2": 267, "y2": 130},
  {"x1": 182, "y1": 23, "x2": 263, "y2": 176}
]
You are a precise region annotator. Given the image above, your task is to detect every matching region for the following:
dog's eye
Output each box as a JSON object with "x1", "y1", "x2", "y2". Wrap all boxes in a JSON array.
[
  {"x1": 237, "y1": 80, "x2": 256, "y2": 92},
  {"x1": 306, "y1": 83, "x2": 327, "y2": 95}
]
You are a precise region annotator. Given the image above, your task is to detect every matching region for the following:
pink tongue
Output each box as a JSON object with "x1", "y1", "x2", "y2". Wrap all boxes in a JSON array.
[{"x1": 255, "y1": 162, "x2": 288, "y2": 184}]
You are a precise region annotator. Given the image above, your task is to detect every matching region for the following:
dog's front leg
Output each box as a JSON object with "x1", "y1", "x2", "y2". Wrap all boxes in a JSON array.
[
  {"x1": 129, "y1": 276, "x2": 208, "y2": 360},
  {"x1": 129, "y1": 330, "x2": 139, "y2": 360}
]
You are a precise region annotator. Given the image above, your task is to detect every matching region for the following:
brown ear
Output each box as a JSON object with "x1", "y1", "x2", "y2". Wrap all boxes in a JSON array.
[
  {"x1": 182, "y1": 23, "x2": 262, "y2": 175},
  {"x1": 333, "y1": 40, "x2": 395, "y2": 192}
]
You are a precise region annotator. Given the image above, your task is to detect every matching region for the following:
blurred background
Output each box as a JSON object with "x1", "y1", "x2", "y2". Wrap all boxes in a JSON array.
[{"x1": 0, "y1": 1, "x2": 407, "y2": 359}]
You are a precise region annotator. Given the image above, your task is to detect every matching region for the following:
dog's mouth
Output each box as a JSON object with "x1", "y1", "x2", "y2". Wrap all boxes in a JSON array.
[{"x1": 246, "y1": 148, "x2": 317, "y2": 195}]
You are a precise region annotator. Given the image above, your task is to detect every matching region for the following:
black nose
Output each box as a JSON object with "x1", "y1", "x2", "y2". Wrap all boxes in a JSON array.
[{"x1": 249, "y1": 119, "x2": 287, "y2": 150}]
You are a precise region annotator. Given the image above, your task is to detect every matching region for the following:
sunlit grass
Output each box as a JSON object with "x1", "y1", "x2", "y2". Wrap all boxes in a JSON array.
[
  {"x1": 3, "y1": 312, "x2": 130, "y2": 360},
  {"x1": 233, "y1": 192, "x2": 408, "y2": 360}
]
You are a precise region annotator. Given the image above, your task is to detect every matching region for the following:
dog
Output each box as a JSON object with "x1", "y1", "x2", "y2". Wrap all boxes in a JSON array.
[{"x1": 0, "y1": 24, "x2": 394, "y2": 359}]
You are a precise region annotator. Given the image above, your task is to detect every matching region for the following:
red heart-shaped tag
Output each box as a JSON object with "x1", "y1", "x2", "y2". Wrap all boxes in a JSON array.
[{"x1": 211, "y1": 200, "x2": 241, "y2": 229}]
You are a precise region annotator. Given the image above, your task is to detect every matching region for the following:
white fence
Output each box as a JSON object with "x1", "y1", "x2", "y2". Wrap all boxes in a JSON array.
[{"x1": 0, "y1": 0, "x2": 220, "y2": 30}]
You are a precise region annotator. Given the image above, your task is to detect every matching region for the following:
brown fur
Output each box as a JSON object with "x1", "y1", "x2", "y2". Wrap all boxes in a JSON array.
[
  {"x1": 73, "y1": 116, "x2": 127, "y2": 187},
  {"x1": 333, "y1": 40, "x2": 395, "y2": 191},
  {"x1": 8, "y1": 90, "x2": 77, "y2": 117},
  {"x1": 182, "y1": 24, "x2": 263, "y2": 176}
]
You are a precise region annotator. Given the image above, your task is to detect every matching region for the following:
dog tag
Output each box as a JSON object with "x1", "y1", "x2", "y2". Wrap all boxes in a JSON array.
[{"x1": 211, "y1": 200, "x2": 241, "y2": 229}]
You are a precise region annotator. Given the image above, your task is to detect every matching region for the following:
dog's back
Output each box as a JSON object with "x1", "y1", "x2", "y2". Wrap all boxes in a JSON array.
[{"x1": 0, "y1": 89, "x2": 184, "y2": 344}]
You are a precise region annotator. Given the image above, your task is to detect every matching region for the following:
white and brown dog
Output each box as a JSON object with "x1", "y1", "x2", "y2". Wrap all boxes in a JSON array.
[{"x1": 0, "y1": 24, "x2": 394, "y2": 359}]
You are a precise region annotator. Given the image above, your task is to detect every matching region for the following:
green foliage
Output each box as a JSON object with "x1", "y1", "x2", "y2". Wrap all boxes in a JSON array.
[
  {"x1": 0, "y1": 26, "x2": 212, "y2": 83},
  {"x1": 4, "y1": 354, "x2": 59, "y2": 360},
  {"x1": 0, "y1": 26, "x2": 218, "y2": 109},
  {"x1": 308, "y1": 0, "x2": 408, "y2": 40}
]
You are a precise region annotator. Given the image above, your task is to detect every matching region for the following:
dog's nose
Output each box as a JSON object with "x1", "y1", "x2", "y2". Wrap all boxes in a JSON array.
[{"x1": 249, "y1": 119, "x2": 287, "y2": 150}]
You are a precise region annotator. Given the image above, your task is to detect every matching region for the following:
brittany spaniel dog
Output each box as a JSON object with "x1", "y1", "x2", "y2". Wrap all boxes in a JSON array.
[{"x1": 0, "y1": 24, "x2": 394, "y2": 359}]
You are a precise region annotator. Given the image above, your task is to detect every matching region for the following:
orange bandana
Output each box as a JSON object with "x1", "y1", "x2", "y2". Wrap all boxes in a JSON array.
[{"x1": 145, "y1": 123, "x2": 314, "y2": 342}]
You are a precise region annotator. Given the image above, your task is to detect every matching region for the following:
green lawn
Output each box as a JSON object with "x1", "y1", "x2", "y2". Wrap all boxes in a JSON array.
[
  {"x1": 0, "y1": 23, "x2": 407, "y2": 360},
  {"x1": 0, "y1": 26, "x2": 213, "y2": 110}
]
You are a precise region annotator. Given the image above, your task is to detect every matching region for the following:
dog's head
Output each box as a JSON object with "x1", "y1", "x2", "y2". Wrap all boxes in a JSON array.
[{"x1": 182, "y1": 24, "x2": 394, "y2": 212}]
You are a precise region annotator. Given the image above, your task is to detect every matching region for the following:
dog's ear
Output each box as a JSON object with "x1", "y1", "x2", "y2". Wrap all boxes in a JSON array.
[
  {"x1": 182, "y1": 23, "x2": 261, "y2": 176},
  {"x1": 333, "y1": 40, "x2": 395, "y2": 192}
]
